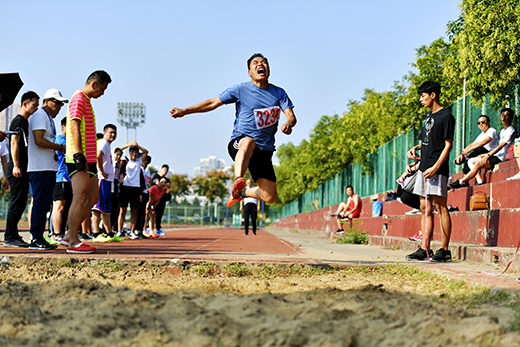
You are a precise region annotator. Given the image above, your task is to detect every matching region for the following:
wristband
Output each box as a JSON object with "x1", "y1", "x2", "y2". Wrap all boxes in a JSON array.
[{"x1": 73, "y1": 152, "x2": 87, "y2": 172}]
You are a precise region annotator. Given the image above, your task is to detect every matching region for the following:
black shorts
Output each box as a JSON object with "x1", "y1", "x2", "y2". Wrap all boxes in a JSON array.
[
  {"x1": 52, "y1": 181, "x2": 73, "y2": 201},
  {"x1": 488, "y1": 155, "x2": 502, "y2": 170},
  {"x1": 119, "y1": 185, "x2": 141, "y2": 209},
  {"x1": 66, "y1": 162, "x2": 97, "y2": 178},
  {"x1": 228, "y1": 136, "x2": 276, "y2": 182}
]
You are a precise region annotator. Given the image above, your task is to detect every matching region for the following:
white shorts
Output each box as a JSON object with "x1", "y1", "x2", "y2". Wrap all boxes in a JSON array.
[{"x1": 412, "y1": 170, "x2": 448, "y2": 198}]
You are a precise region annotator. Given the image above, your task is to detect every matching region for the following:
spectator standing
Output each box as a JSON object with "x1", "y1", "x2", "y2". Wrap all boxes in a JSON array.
[
  {"x1": 151, "y1": 164, "x2": 170, "y2": 235},
  {"x1": 3, "y1": 91, "x2": 39, "y2": 248},
  {"x1": 240, "y1": 179, "x2": 258, "y2": 236},
  {"x1": 135, "y1": 155, "x2": 151, "y2": 237},
  {"x1": 50, "y1": 117, "x2": 72, "y2": 243},
  {"x1": 0, "y1": 139, "x2": 9, "y2": 190},
  {"x1": 110, "y1": 147, "x2": 123, "y2": 231},
  {"x1": 65, "y1": 70, "x2": 111, "y2": 254},
  {"x1": 27, "y1": 89, "x2": 69, "y2": 250},
  {"x1": 406, "y1": 81, "x2": 455, "y2": 262}
]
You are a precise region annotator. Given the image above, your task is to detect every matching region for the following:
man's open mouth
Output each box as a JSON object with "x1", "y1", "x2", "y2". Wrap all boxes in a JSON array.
[{"x1": 257, "y1": 67, "x2": 266, "y2": 75}]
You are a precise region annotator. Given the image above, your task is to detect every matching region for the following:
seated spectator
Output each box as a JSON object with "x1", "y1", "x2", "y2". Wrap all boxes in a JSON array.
[
  {"x1": 396, "y1": 161, "x2": 421, "y2": 215},
  {"x1": 450, "y1": 115, "x2": 498, "y2": 188},
  {"x1": 450, "y1": 109, "x2": 515, "y2": 189},
  {"x1": 330, "y1": 185, "x2": 362, "y2": 234}
]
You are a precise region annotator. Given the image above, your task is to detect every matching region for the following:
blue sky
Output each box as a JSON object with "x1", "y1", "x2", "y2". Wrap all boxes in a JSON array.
[{"x1": 1, "y1": 0, "x2": 461, "y2": 175}]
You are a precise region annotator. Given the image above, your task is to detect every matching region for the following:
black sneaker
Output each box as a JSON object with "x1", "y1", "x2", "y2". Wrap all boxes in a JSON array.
[
  {"x1": 448, "y1": 180, "x2": 469, "y2": 189},
  {"x1": 3, "y1": 238, "x2": 30, "y2": 248},
  {"x1": 431, "y1": 248, "x2": 452, "y2": 262},
  {"x1": 405, "y1": 247, "x2": 433, "y2": 260},
  {"x1": 29, "y1": 238, "x2": 58, "y2": 251},
  {"x1": 79, "y1": 233, "x2": 93, "y2": 240},
  {"x1": 330, "y1": 212, "x2": 339, "y2": 217}
]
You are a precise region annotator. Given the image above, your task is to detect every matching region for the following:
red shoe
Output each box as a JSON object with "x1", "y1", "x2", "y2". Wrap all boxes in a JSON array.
[
  {"x1": 408, "y1": 230, "x2": 422, "y2": 241},
  {"x1": 231, "y1": 177, "x2": 246, "y2": 198},
  {"x1": 227, "y1": 194, "x2": 242, "y2": 208},
  {"x1": 66, "y1": 242, "x2": 96, "y2": 254}
]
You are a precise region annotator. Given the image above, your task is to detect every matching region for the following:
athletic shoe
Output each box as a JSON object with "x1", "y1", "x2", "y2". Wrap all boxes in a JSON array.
[
  {"x1": 49, "y1": 234, "x2": 63, "y2": 243},
  {"x1": 339, "y1": 217, "x2": 350, "y2": 222},
  {"x1": 227, "y1": 194, "x2": 242, "y2": 208},
  {"x1": 405, "y1": 208, "x2": 421, "y2": 215},
  {"x1": 507, "y1": 172, "x2": 520, "y2": 180},
  {"x1": 330, "y1": 212, "x2": 339, "y2": 217},
  {"x1": 127, "y1": 230, "x2": 140, "y2": 240},
  {"x1": 448, "y1": 180, "x2": 469, "y2": 189},
  {"x1": 107, "y1": 233, "x2": 124, "y2": 242},
  {"x1": 408, "y1": 230, "x2": 422, "y2": 241},
  {"x1": 155, "y1": 230, "x2": 166, "y2": 236},
  {"x1": 3, "y1": 238, "x2": 29, "y2": 248},
  {"x1": 116, "y1": 230, "x2": 126, "y2": 238},
  {"x1": 447, "y1": 206, "x2": 459, "y2": 213},
  {"x1": 29, "y1": 239, "x2": 58, "y2": 251},
  {"x1": 44, "y1": 236, "x2": 58, "y2": 245},
  {"x1": 405, "y1": 247, "x2": 433, "y2": 260},
  {"x1": 66, "y1": 242, "x2": 96, "y2": 254},
  {"x1": 93, "y1": 234, "x2": 110, "y2": 243},
  {"x1": 431, "y1": 248, "x2": 452, "y2": 262},
  {"x1": 79, "y1": 233, "x2": 93, "y2": 241},
  {"x1": 60, "y1": 238, "x2": 70, "y2": 247},
  {"x1": 143, "y1": 229, "x2": 153, "y2": 238},
  {"x1": 334, "y1": 229, "x2": 344, "y2": 235},
  {"x1": 231, "y1": 177, "x2": 246, "y2": 198}
]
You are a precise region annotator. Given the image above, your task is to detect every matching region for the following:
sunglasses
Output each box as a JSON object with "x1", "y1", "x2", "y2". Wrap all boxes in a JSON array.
[
  {"x1": 51, "y1": 99, "x2": 64, "y2": 106},
  {"x1": 477, "y1": 120, "x2": 487, "y2": 125}
]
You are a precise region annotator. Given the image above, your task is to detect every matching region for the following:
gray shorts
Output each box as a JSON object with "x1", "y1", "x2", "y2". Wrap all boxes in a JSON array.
[{"x1": 412, "y1": 170, "x2": 448, "y2": 198}]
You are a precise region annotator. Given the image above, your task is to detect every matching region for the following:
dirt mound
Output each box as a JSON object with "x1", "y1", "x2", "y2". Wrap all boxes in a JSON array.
[{"x1": 0, "y1": 258, "x2": 518, "y2": 347}]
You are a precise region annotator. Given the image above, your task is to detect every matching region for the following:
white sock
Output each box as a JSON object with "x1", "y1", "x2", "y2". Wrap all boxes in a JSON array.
[{"x1": 476, "y1": 178, "x2": 483, "y2": 184}]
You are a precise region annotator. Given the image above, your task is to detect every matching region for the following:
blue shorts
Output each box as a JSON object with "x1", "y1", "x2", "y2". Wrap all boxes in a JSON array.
[{"x1": 92, "y1": 179, "x2": 112, "y2": 214}]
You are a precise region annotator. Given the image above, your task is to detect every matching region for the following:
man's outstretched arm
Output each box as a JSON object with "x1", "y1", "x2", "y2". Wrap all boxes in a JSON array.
[{"x1": 170, "y1": 97, "x2": 224, "y2": 118}]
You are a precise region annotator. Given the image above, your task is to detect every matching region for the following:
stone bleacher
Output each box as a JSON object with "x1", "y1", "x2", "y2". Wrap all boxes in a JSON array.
[{"x1": 273, "y1": 159, "x2": 520, "y2": 267}]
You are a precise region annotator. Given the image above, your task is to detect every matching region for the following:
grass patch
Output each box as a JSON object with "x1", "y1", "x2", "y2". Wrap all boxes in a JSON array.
[{"x1": 335, "y1": 221, "x2": 369, "y2": 244}]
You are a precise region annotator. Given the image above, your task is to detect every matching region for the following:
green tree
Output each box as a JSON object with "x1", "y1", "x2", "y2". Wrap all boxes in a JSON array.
[
  {"x1": 192, "y1": 170, "x2": 229, "y2": 203},
  {"x1": 169, "y1": 174, "x2": 191, "y2": 205},
  {"x1": 447, "y1": 0, "x2": 520, "y2": 104}
]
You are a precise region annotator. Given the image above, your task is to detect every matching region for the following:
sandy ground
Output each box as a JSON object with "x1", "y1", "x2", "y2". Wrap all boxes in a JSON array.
[{"x1": 0, "y1": 258, "x2": 519, "y2": 347}]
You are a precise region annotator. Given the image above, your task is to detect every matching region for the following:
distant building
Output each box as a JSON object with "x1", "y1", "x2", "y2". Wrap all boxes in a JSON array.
[
  {"x1": 193, "y1": 155, "x2": 226, "y2": 176},
  {"x1": 0, "y1": 104, "x2": 20, "y2": 131}
]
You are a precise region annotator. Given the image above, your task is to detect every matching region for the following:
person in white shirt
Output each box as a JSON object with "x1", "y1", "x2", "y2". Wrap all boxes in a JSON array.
[
  {"x1": 0, "y1": 140, "x2": 9, "y2": 190},
  {"x1": 449, "y1": 115, "x2": 499, "y2": 188},
  {"x1": 452, "y1": 109, "x2": 516, "y2": 188},
  {"x1": 239, "y1": 179, "x2": 258, "y2": 236}
]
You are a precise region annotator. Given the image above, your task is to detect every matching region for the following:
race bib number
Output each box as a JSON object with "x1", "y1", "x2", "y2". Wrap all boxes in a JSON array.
[{"x1": 254, "y1": 106, "x2": 281, "y2": 130}]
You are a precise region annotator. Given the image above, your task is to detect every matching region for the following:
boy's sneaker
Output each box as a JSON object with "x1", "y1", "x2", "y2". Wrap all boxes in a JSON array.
[
  {"x1": 3, "y1": 238, "x2": 30, "y2": 248},
  {"x1": 29, "y1": 239, "x2": 58, "y2": 251},
  {"x1": 408, "y1": 230, "x2": 422, "y2": 241},
  {"x1": 93, "y1": 234, "x2": 110, "y2": 243},
  {"x1": 431, "y1": 248, "x2": 452, "y2": 262},
  {"x1": 155, "y1": 230, "x2": 166, "y2": 236},
  {"x1": 66, "y1": 242, "x2": 96, "y2": 254},
  {"x1": 44, "y1": 236, "x2": 58, "y2": 245},
  {"x1": 127, "y1": 230, "x2": 139, "y2": 240},
  {"x1": 405, "y1": 247, "x2": 433, "y2": 260}
]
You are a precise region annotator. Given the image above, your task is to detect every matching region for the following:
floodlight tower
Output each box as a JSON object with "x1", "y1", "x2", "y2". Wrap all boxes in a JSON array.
[{"x1": 117, "y1": 102, "x2": 146, "y2": 143}]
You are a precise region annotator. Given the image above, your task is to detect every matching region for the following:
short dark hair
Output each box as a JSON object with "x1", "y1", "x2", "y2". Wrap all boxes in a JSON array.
[
  {"x1": 161, "y1": 164, "x2": 169, "y2": 170},
  {"x1": 103, "y1": 123, "x2": 117, "y2": 132},
  {"x1": 61, "y1": 116, "x2": 67, "y2": 127},
  {"x1": 478, "y1": 115, "x2": 490, "y2": 124},
  {"x1": 145, "y1": 155, "x2": 152, "y2": 164},
  {"x1": 114, "y1": 147, "x2": 123, "y2": 154},
  {"x1": 346, "y1": 185, "x2": 353, "y2": 191},
  {"x1": 129, "y1": 146, "x2": 139, "y2": 152},
  {"x1": 86, "y1": 70, "x2": 112, "y2": 85},
  {"x1": 501, "y1": 108, "x2": 515, "y2": 118},
  {"x1": 247, "y1": 53, "x2": 268, "y2": 70},
  {"x1": 417, "y1": 80, "x2": 441, "y2": 99},
  {"x1": 21, "y1": 91, "x2": 39, "y2": 104},
  {"x1": 96, "y1": 133, "x2": 103, "y2": 140},
  {"x1": 160, "y1": 177, "x2": 170, "y2": 184}
]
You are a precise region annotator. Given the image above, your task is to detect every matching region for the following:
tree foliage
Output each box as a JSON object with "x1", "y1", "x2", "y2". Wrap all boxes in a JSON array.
[
  {"x1": 447, "y1": 0, "x2": 520, "y2": 104},
  {"x1": 192, "y1": 170, "x2": 229, "y2": 203},
  {"x1": 169, "y1": 174, "x2": 191, "y2": 204}
]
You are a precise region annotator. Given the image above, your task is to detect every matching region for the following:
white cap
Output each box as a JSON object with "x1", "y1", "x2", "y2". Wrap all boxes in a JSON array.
[{"x1": 43, "y1": 89, "x2": 69, "y2": 103}]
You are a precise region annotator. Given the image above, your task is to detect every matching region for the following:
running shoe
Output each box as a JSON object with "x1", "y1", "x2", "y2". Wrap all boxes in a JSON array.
[
  {"x1": 405, "y1": 208, "x2": 421, "y2": 215},
  {"x1": 107, "y1": 233, "x2": 124, "y2": 242},
  {"x1": 231, "y1": 177, "x2": 246, "y2": 198},
  {"x1": 330, "y1": 212, "x2": 339, "y2": 217},
  {"x1": 60, "y1": 238, "x2": 70, "y2": 247},
  {"x1": 448, "y1": 180, "x2": 469, "y2": 189},
  {"x1": 127, "y1": 230, "x2": 140, "y2": 240},
  {"x1": 334, "y1": 229, "x2": 344, "y2": 235},
  {"x1": 44, "y1": 236, "x2": 58, "y2": 245},
  {"x1": 408, "y1": 230, "x2": 422, "y2": 241},
  {"x1": 93, "y1": 234, "x2": 110, "y2": 243},
  {"x1": 507, "y1": 172, "x2": 520, "y2": 180},
  {"x1": 405, "y1": 247, "x2": 433, "y2": 260},
  {"x1": 79, "y1": 233, "x2": 93, "y2": 241},
  {"x1": 66, "y1": 242, "x2": 96, "y2": 254},
  {"x1": 3, "y1": 238, "x2": 30, "y2": 248},
  {"x1": 143, "y1": 229, "x2": 153, "y2": 238},
  {"x1": 155, "y1": 230, "x2": 166, "y2": 236},
  {"x1": 226, "y1": 194, "x2": 242, "y2": 208},
  {"x1": 29, "y1": 238, "x2": 58, "y2": 251},
  {"x1": 116, "y1": 230, "x2": 126, "y2": 238},
  {"x1": 431, "y1": 248, "x2": 452, "y2": 262}
]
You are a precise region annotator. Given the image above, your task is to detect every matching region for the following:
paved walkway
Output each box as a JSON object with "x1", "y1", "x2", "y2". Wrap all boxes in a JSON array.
[{"x1": 1, "y1": 226, "x2": 519, "y2": 293}]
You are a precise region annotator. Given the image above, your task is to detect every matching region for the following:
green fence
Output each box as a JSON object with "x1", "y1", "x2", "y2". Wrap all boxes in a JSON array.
[{"x1": 281, "y1": 91, "x2": 520, "y2": 218}]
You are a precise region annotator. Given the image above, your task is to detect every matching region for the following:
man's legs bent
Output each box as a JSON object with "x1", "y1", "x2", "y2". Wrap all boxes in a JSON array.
[
  {"x1": 247, "y1": 178, "x2": 277, "y2": 204},
  {"x1": 234, "y1": 137, "x2": 256, "y2": 178}
]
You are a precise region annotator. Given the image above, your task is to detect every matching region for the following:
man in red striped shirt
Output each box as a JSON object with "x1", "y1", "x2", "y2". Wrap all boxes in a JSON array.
[{"x1": 65, "y1": 70, "x2": 111, "y2": 254}]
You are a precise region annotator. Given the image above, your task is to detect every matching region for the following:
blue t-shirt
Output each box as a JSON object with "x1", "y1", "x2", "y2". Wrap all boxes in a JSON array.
[
  {"x1": 219, "y1": 81, "x2": 294, "y2": 151},
  {"x1": 55, "y1": 134, "x2": 70, "y2": 183}
]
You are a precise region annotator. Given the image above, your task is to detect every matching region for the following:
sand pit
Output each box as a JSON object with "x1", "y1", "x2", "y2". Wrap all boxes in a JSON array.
[{"x1": 0, "y1": 258, "x2": 519, "y2": 347}]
